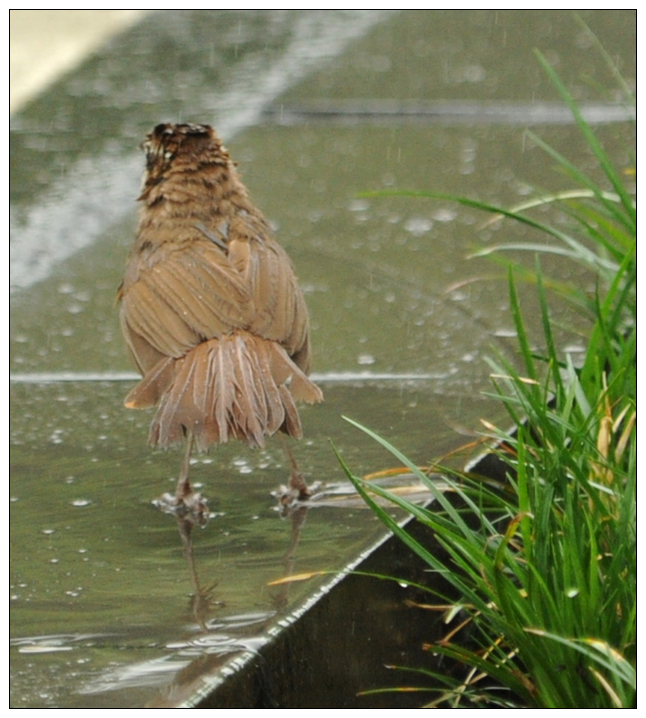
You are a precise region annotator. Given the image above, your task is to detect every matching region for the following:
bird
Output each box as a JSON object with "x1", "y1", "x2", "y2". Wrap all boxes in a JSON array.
[{"x1": 117, "y1": 122, "x2": 323, "y2": 520}]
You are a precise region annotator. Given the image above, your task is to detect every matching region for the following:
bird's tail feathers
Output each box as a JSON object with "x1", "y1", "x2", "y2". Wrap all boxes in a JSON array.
[{"x1": 124, "y1": 332, "x2": 323, "y2": 451}]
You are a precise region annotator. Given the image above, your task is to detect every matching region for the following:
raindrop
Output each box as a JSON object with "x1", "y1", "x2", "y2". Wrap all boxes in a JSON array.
[{"x1": 463, "y1": 64, "x2": 486, "y2": 82}]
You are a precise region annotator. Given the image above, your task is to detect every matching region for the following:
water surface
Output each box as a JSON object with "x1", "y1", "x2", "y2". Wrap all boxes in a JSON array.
[{"x1": 10, "y1": 9, "x2": 635, "y2": 707}]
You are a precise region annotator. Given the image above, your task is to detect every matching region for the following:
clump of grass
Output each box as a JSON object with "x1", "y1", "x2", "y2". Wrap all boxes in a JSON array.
[{"x1": 337, "y1": 47, "x2": 635, "y2": 708}]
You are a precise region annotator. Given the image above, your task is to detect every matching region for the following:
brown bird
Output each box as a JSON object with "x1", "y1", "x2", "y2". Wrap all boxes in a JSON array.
[{"x1": 118, "y1": 122, "x2": 323, "y2": 519}]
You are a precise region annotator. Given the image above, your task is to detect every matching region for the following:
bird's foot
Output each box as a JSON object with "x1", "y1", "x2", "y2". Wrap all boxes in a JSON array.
[
  {"x1": 272, "y1": 481, "x2": 321, "y2": 509},
  {"x1": 152, "y1": 490, "x2": 210, "y2": 527}
]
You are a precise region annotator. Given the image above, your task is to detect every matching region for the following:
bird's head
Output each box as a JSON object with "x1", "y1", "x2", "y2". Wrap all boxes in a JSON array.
[{"x1": 140, "y1": 123, "x2": 229, "y2": 188}]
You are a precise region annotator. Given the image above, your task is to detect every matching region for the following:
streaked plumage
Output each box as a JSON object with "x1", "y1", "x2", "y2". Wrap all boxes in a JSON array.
[{"x1": 118, "y1": 123, "x2": 322, "y2": 506}]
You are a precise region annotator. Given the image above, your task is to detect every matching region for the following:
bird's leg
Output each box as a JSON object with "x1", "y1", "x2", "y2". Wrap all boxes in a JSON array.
[
  {"x1": 153, "y1": 432, "x2": 209, "y2": 525},
  {"x1": 278, "y1": 435, "x2": 312, "y2": 502},
  {"x1": 176, "y1": 432, "x2": 195, "y2": 498},
  {"x1": 175, "y1": 432, "x2": 209, "y2": 523}
]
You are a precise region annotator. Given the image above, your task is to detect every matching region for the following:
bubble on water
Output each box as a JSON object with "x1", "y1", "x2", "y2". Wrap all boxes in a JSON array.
[
  {"x1": 348, "y1": 199, "x2": 370, "y2": 212},
  {"x1": 403, "y1": 216, "x2": 432, "y2": 236},
  {"x1": 432, "y1": 208, "x2": 457, "y2": 222},
  {"x1": 357, "y1": 354, "x2": 375, "y2": 365},
  {"x1": 71, "y1": 499, "x2": 92, "y2": 507}
]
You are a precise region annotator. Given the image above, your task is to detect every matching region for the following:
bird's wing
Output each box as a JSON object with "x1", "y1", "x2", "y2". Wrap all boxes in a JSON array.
[
  {"x1": 120, "y1": 222, "x2": 312, "y2": 374},
  {"x1": 120, "y1": 239, "x2": 252, "y2": 368},
  {"x1": 230, "y1": 234, "x2": 311, "y2": 369}
]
